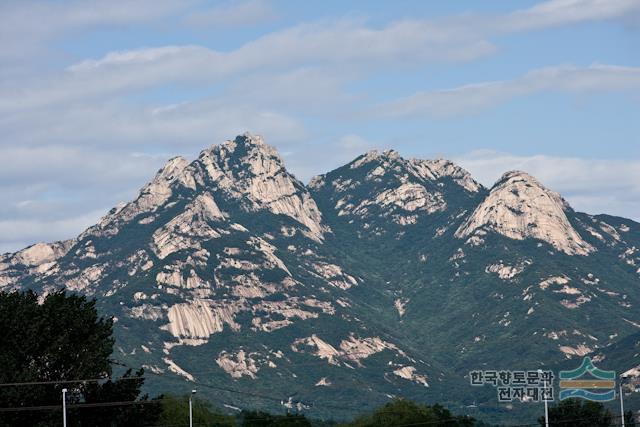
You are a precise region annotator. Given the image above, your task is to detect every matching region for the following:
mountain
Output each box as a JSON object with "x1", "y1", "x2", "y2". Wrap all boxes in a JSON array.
[
  {"x1": 455, "y1": 170, "x2": 594, "y2": 256},
  {"x1": 2, "y1": 133, "x2": 639, "y2": 422}
]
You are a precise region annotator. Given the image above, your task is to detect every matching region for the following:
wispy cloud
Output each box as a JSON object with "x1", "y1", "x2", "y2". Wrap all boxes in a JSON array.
[
  {"x1": 5, "y1": 0, "x2": 639, "y2": 114},
  {"x1": 0, "y1": 210, "x2": 107, "y2": 253},
  {"x1": 284, "y1": 134, "x2": 378, "y2": 183},
  {"x1": 0, "y1": 146, "x2": 167, "y2": 254},
  {"x1": 498, "y1": 0, "x2": 640, "y2": 31},
  {"x1": 0, "y1": 0, "x2": 187, "y2": 64},
  {"x1": 5, "y1": 0, "x2": 640, "y2": 114},
  {"x1": 2, "y1": 96, "x2": 307, "y2": 150},
  {"x1": 378, "y1": 64, "x2": 640, "y2": 118}
]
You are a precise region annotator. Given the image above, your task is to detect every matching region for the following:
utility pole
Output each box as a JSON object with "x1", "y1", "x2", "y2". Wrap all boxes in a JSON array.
[
  {"x1": 189, "y1": 389, "x2": 196, "y2": 427},
  {"x1": 62, "y1": 388, "x2": 67, "y2": 427},
  {"x1": 620, "y1": 379, "x2": 626, "y2": 427}
]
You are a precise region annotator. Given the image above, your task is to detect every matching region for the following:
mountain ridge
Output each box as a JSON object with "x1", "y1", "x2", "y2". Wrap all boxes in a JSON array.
[
  {"x1": 1, "y1": 134, "x2": 621, "y2": 259},
  {"x1": 1, "y1": 132, "x2": 639, "y2": 422}
]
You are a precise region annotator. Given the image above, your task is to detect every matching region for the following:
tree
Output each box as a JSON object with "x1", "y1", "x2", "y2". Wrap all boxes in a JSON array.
[
  {"x1": 538, "y1": 398, "x2": 613, "y2": 427},
  {"x1": 69, "y1": 368, "x2": 160, "y2": 426},
  {"x1": 0, "y1": 290, "x2": 159, "y2": 426},
  {"x1": 625, "y1": 410, "x2": 637, "y2": 427},
  {"x1": 241, "y1": 410, "x2": 312, "y2": 426},
  {"x1": 345, "y1": 399, "x2": 475, "y2": 427},
  {"x1": 157, "y1": 394, "x2": 235, "y2": 426}
]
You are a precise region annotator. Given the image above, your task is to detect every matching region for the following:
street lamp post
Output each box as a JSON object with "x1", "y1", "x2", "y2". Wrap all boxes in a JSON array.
[
  {"x1": 62, "y1": 388, "x2": 67, "y2": 427},
  {"x1": 620, "y1": 378, "x2": 626, "y2": 427},
  {"x1": 538, "y1": 369, "x2": 549, "y2": 427},
  {"x1": 544, "y1": 377, "x2": 550, "y2": 427},
  {"x1": 189, "y1": 389, "x2": 197, "y2": 427}
]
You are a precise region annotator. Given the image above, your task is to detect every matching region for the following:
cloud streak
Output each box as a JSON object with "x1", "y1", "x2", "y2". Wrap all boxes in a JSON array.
[
  {"x1": 379, "y1": 64, "x2": 640, "y2": 118},
  {"x1": 499, "y1": 0, "x2": 640, "y2": 31},
  {"x1": 8, "y1": 0, "x2": 640, "y2": 114},
  {"x1": 0, "y1": 0, "x2": 188, "y2": 64}
]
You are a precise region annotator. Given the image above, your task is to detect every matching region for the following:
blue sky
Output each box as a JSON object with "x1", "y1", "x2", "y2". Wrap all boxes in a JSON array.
[{"x1": 1, "y1": 0, "x2": 639, "y2": 252}]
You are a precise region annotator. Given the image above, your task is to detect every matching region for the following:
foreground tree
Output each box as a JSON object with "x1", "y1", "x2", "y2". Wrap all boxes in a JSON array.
[
  {"x1": 241, "y1": 410, "x2": 312, "y2": 426},
  {"x1": 538, "y1": 398, "x2": 615, "y2": 427},
  {"x1": 158, "y1": 394, "x2": 234, "y2": 426},
  {"x1": 344, "y1": 399, "x2": 475, "y2": 427},
  {"x1": 0, "y1": 290, "x2": 159, "y2": 426}
]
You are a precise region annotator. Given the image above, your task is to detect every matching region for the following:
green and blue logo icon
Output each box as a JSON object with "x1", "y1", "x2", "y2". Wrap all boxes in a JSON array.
[{"x1": 559, "y1": 357, "x2": 616, "y2": 401}]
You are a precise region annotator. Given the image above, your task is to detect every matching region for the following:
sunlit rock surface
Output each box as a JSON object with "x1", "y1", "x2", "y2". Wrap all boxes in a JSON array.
[{"x1": 456, "y1": 171, "x2": 594, "y2": 255}]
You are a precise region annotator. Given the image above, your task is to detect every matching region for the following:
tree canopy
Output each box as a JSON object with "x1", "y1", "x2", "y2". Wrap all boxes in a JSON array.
[
  {"x1": 538, "y1": 398, "x2": 635, "y2": 427},
  {"x1": 343, "y1": 399, "x2": 475, "y2": 427},
  {"x1": 0, "y1": 290, "x2": 158, "y2": 426},
  {"x1": 158, "y1": 394, "x2": 235, "y2": 426}
]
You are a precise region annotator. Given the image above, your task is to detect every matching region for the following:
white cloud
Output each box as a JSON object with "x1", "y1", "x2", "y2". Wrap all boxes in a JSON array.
[
  {"x1": 454, "y1": 150, "x2": 640, "y2": 221},
  {"x1": 281, "y1": 134, "x2": 379, "y2": 183},
  {"x1": 380, "y1": 64, "x2": 640, "y2": 118},
  {"x1": 3, "y1": 0, "x2": 634, "y2": 66},
  {"x1": 0, "y1": 0, "x2": 189, "y2": 63},
  {"x1": 4, "y1": 1, "x2": 640, "y2": 114},
  {"x1": 499, "y1": 0, "x2": 640, "y2": 31},
  {"x1": 0, "y1": 145, "x2": 165, "y2": 188},
  {"x1": 0, "y1": 145, "x2": 170, "y2": 253},
  {"x1": 2, "y1": 101, "x2": 306, "y2": 152},
  {"x1": 0, "y1": 21, "x2": 494, "y2": 114},
  {"x1": 0, "y1": 209, "x2": 106, "y2": 254}
]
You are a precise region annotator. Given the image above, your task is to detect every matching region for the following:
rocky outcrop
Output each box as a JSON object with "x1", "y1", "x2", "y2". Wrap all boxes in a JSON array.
[
  {"x1": 408, "y1": 158, "x2": 482, "y2": 193},
  {"x1": 195, "y1": 133, "x2": 328, "y2": 241},
  {"x1": 310, "y1": 149, "x2": 482, "y2": 233},
  {"x1": 456, "y1": 171, "x2": 594, "y2": 255}
]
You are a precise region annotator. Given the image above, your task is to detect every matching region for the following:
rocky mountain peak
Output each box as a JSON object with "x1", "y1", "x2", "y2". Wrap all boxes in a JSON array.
[
  {"x1": 157, "y1": 156, "x2": 190, "y2": 180},
  {"x1": 222, "y1": 132, "x2": 277, "y2": 156},
  {"x1": 198, "y1": 133, "x2": 284, "y2": 181},
  {"x1": 495, "y1": 170, "x2": 546, "y2": 188},
  {"x1": 347, "y1": 149, "x2": 401, "y2": 171},
  {"x1": 194, "y1": 133, "x2": 327, "y2": 240},
  {"x1": 408, "y1": 158, "x2": 483, "y2": 193},
  {"x1": 228, "y1": 133, "x2": 280, "y2": 163},
  {"x1": 76, "y1": 133, "x2": 326, "y2": 244},
  {"x1": 142, "y1": 155, "x2": 194, "y2": 199},
  {"x1": 344, "y1": 150, "x2": 481, "y2": 192},
  {"x1": 382, "y1": 149, "x2": 401, "y2": 159},
  {"x1": 455, "y1": 170, "x2": 594, "y2": 255},
  {"x1": 309, "y1": 150, "x2": 485, "y2": 234}
]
